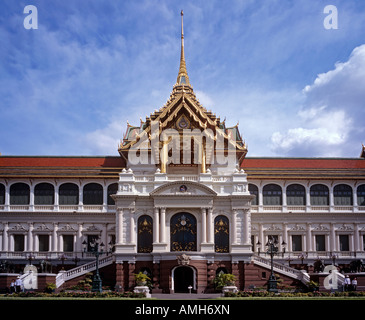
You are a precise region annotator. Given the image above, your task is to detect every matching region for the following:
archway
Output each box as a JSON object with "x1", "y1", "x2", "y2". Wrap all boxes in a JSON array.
[{"x1": 172, "y1": 266, "x2": 195, "y2": 293}]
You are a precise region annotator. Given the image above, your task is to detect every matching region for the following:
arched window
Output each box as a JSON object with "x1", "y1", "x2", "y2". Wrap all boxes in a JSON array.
[
  {"x1": 310, "y1": 184, "x2": 329, "y2": 206},
  {"x1": 334, "y1": 184, "x2": 353, "y2": 205},
  {"x1": 34, "y1": 183, "x2": 54, "y2": 205},
  {"x1": 170, "y1": 213, "x2": 197, "y2": 251},
  {"x1": 0, "y1": 183, "x2": 5, "y2": 205},
  {"x1": 10, "y1": 183, "x2": 30, "y2": 205},
  {"x1": 83, "y1": 183, "x2": 103, "y2": 205},
  {"x1": 357, "y1": 185, "x2": 365, "y2": 206},
  {"x1": 107, "y1": 183, "x2": 118, "y2": 205},
  {"x1": 286, "y1": 184, "x2": 306, "y2": 206},
  {"x1": 137, "y1": 215, "x2": 153, "y2": 253},
  {"x1": 263, "y1": 184, "x2": 282, "y2": 205},
  {"x1": 59, "y1": 183, "x2": 79, "y2": 205},
  {"x1": 248, "y1": 184, "x2": 258, "y2": 205},
  {"x1": 214, "y1": 215, "x2": 229, "y2": 253}
]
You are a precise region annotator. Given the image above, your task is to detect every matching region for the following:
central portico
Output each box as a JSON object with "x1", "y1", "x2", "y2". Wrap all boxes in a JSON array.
[{"x1": 111, "y1": 11, "x2": 253, "y2": 292}]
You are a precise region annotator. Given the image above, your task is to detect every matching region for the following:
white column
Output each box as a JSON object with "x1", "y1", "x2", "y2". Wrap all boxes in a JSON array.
[
  {"x1": 258, "y1": 188, "x2": 263, "y2": 211},
  {"x1": 326, "y1": 234, "x2": 331, "y2": 252},
  {"x1": 243, "y1": 210, "x2": 249, "y2": 244},
  {"x1": 29, "y1": 184, "x2": 34, "y2": 210},
  {"x1": 232, "y1": 210, "x2": 237, "y2": 244},
  {"x1": 54, "y1": 184, "x2": 59, "y2": 211},
  {"x1": 28, "y1": 222, "x2": 33, "y2": 251},
  {"x1": 77, "y1": 223, "x2": 83, "y2": 252},
  {"x1": 350, "y1": 234, "x2": 354, "y2": 252},
  {"x1": 3, "y1": 223, "x2": 8, "y2": 252},
  {"x1": 130, "y1": 213, "x2": 135, "y2": 244},
  {"x1": 283, "y1": 223, "x2": 288, "y2": 249},
  {"x1": 201, "y1": 208, "x2": 207, "y2": 244},
  {"x1": 207, "y1": 208, "x2": 213, "y2": 243},
  {"x1": 354, "y1": 224, "x2": 359, "y2": 252},
  {"x1": 283, "y1": 186, "x2": 287, "y2": 211},
  {"x1": 160, "y1": 207, "x2": 166, "y2": 243},
  {"x1": 330, "y1": 223, "x2": 336, "y2": 252},
  {"x1": 306, "y1": 185, "x2": 311, "y2": 211},
  {"x1": 78, "y1": 183, "x2": 83, "y2": 211},
  {"x1": 116, "y1": 208, "x2": 124, "y2": 244},
  {"x1": 353, "y1": 188, "x2": 358, "y2": 210},
  {"x1": 103, "y1": 185, "x2": 108, "y2": 211},
  {"x1": 307, "y1": 223, "x2": 312, "y2": 252},
  {"x1": 153, "y1": 207, "x2": 159, "y2": 243},
  {"x1": 5, "y1": 184, "x2": 10, "y2": 209},
  {"x1": 52, "y1": 223, "x2": 58, "y2": 252},
  {"x1": 259, "y1": 223, "x2": 264, "y2": 252}
]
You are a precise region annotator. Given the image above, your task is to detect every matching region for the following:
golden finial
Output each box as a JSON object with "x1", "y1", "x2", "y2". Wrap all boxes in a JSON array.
[{"x1": 177, "y1": 10, "x2": 190, "y2": 86}]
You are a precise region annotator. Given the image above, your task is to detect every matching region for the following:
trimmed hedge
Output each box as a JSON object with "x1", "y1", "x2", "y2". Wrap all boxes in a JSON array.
[
  {"x1": 224, "y1": 290, "x2": 365, "y2": 298},
  {"x1": 3, "y1": 291, "x2": 146, "y2": 298}
]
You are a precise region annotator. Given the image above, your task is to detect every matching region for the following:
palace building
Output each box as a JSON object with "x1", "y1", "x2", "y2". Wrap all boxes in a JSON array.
[{"x1": 1, "y1": 11, "x2": 365, "y2": 293}]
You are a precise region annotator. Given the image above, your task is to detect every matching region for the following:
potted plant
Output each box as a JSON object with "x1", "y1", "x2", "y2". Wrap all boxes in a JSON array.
[
  {"x1": 307, "y1": 280, "x2": 320, "y2": 292},
  {"x1": 214, "y1": 273, "x2": 236, "y2": 290},
  {"x1": 134, "y1": 272, "x2": 151, "y2": 286},
  {"x1": 45, "y1": 282, "x2": 56, "y2": 293}
]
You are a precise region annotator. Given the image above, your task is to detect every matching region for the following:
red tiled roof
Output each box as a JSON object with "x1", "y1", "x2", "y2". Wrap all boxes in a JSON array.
[
  {"x1": 0, "y1": 156, "x2": 364, "y2": 170},
  {"x1": 241, "y1": 157, "x2": 365, "y2": 169},
  {"x1": 0, "y1": 156, "x2": 125, "y2": 168}
]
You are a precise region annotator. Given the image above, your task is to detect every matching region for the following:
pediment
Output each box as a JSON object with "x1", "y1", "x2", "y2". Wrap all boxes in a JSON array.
[{"x1": 150, "y1": 181, "x2": 217, "y2": 196}]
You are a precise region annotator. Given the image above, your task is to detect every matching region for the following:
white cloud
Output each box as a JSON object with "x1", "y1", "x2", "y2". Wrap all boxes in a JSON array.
[
  {"x1": 82, "y1": 120, "x2": 123, "y2": 155},
  {"x1": 271, "y1": 44, "x2": 365, "y2": 157}
]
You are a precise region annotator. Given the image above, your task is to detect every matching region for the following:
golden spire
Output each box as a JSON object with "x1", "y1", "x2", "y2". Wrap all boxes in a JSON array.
[{"x1": 177, "y1": 10, "x2": 190, "y2": 86}]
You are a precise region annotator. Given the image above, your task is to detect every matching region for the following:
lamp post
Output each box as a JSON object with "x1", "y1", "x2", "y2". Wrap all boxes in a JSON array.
[
  {"x1": 83, "y1": 237, "x2": 105, "y2": 292},
  {"x1": 58, "y1": 254, "x2": 67, "y2": 270},
  {"x1": 26, "y1": 253, "x2": 35, "y2": 266},
  {"x1": 266, "y1": 236, "x2": 279, "y2": 293}
]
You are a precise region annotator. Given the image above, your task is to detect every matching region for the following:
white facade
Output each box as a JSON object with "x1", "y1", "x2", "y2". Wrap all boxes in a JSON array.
[{"x1": 1, "y1": 173, "x2": 365, "y2": 265}]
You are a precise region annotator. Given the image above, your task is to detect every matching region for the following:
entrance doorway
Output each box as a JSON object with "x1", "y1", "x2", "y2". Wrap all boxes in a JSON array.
[{"x1": 173, "y1": 266, "x2": 195, "y2": 293}]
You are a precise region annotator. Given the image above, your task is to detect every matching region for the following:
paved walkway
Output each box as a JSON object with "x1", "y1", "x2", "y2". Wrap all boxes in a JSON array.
[{"x1": 151, "y1": 293, "x2": 222, "y2": 300}]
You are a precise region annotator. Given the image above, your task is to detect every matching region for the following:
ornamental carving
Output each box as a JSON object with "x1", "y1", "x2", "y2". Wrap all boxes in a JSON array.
[
  {"x1": 266, "y1": 224, "x2": 281, "y2": 231},
  {"x1": 291, "y1": 224, "x2": 306, "y2": 231},
  {"x1": 86, "y1": 224, "x2": 100, "y2": 232},
  {"x1": 337, "y1": 224, "x2": 353, "y2": 231},
  {"x1": 313, "y1": 224, "x2": 329, "y2": 231},
  {"x1": 177, "y1": 253, "x2": 191, "y2": 266},
  {"x1": 35, "y1": 223, "x2": 52, "y2": 231},
  {"x1": 59, "y1": 224, "x2": 77, "y2": 232},
  {"x1": 10, "y1": 223, "x2": 28, "y2": 231}
]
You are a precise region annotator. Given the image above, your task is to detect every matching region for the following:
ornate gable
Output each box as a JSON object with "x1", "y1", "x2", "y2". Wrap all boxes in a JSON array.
[{"x1": 118, "y1": 12, "x2": 247, "y2": 172}]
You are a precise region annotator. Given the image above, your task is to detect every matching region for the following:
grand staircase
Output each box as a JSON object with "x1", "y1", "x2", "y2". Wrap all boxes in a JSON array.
[
  {"x1": 252, "y1": 255, "x2": 310, "y2": 285},
  {"x1": 56, "y1": 255, "x2": 115, "y2": 288}
]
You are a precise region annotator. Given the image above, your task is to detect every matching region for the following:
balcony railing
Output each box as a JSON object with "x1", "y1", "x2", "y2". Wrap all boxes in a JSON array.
[
  {"x1": 251, "y1": 205, "x2": 363, "y2": 213},
  {"x1": 2, "y1": 205, "x2": 116, "y2": 213}
]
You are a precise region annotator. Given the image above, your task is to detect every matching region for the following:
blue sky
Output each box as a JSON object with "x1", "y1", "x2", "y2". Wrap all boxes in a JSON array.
[{"x1": 1, "y1": 0, "x2": 365, "y2": 157}]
